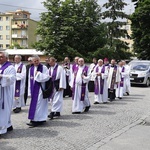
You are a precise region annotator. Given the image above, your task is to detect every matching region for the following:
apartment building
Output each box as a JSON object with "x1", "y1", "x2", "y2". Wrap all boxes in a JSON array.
[
  {"x1": 0, "y1": 9, "x2": 38, "y2": 49},
  {"x1": 120, "y1": 20, "x2": 134, "y2": 52}
]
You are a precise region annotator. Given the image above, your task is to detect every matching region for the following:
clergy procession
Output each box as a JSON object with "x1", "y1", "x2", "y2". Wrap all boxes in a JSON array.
[{"x1": 0, "y1": 51, "x2": 131, "y2": 135}]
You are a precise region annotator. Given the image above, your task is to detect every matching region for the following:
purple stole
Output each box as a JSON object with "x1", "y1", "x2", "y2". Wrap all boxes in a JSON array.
[
  {"x1": 14, "y1": 63, "x2": 23, "y2": 99},
  {"x1": 49, "y1": 64, "x2": 58, "y2": 98},
  {"x1": 72, "y1": 63, "x2": 78, "y2": 73},
  {"x1": 95, "y1": 65, "x2": 105, "y2": 95},
  {"x1": 72, "y1": 65, "x2": 88, "y2": 101},
  {"x1": 109, "y1": 65, "x2": 117, "y2": 92},
  {"x1": 120, "y1": 67, "x2": 125, "y2": 87},
  {"x1": 28, "y1": 64, "x2": 43, "y2": 120},
  {"x1": 0, "y1": 61, "x2": 12, "y2": 109}
]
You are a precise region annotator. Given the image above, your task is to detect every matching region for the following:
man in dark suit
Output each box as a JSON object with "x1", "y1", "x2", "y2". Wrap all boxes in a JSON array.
[{"x1": 24, "y1": 57, "x2": 33, "y2": 105}]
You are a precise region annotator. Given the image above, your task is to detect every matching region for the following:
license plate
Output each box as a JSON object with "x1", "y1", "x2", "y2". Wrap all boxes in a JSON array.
[{"x1": 130, "y1": 78, "x2": 134, "y2": 80}]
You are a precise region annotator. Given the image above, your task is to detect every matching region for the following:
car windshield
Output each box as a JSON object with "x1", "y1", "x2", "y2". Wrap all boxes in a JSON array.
[{"x1": 130, "y1": 62, "x2": 149, "y2": 71}]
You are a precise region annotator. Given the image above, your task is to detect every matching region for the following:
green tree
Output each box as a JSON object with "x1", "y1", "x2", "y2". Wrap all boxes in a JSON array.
[
  {"x1": 9, "y1": 43, "x2": 23, "y2": 49},
  {"x1": 131, "y1": 0, "x2": 150, "y2": 59},
  {"x1": 101, "y1": 0, "x2": 131, "y2": 60},
  {"x1": 33, "y1": 0, "x2": 107, "y2": 61}
]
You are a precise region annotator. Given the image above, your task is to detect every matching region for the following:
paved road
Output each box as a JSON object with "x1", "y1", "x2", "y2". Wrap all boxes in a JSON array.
[{"x1": 0, "y1": 86, "x2": 150, "y2": 150}]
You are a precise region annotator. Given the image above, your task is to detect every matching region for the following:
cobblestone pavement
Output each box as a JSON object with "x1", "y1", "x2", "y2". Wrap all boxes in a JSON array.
[{"x1": 0, "y1": 86, "x2": 150, "y2": 150}]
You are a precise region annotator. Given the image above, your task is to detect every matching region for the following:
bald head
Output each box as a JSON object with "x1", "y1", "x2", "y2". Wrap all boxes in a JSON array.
[
  {"x1": 78, "y1": 58, "x2": 85, "y2": 66},
  {"x1": 98, "y1": 59, "x2": 103, "y2": 66}
]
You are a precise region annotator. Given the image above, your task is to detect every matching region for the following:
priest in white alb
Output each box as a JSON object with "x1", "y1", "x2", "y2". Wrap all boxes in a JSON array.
[
  {"x1": 93, "y1": 59, "x2": 108, "y2": 104},
  {"x1": 107, "y1": 59, "x2": 121, "y2": 101},
  {"x1": 122, "y1": 60, "x2": 131, "y2": 95},
  {"x1": 13, "y1": 55, "x2": 26, "y2": 113},
  {"x1": 70, "y1": 58, "x2": 91, "y2": 114},
  {"x1": 116, "y1": 61, "x2": 127, "y2": 99},
  {"x1": 27, "y1": 55, "x2": 49, "y2": 127},
  {"x1": 0, "y1": 51, "x2": 16, "y2": 135},
  {"x1": 47, "y1": 57, "x2": 66, "y2": 119}
]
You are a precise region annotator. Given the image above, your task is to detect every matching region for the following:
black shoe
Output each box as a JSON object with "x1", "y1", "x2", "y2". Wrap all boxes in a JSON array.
[
  {"x1": 94, "y1": 102, "x2": 100, "y2": 104},
  {"x1": 48, "y1": 112, "x2": 54, "y2": 120},
  {"x1": 84, "y1": 106, "x2": 90, "y2": 112},
  {"x1": 118, "y1": 97, "x2": 122, "y2": 99},
  {"x1": 7, "y1": 126, "x2": 13, "y2": 132},
  {"x1": 126, "y1": 92, "x2": 129, "y2": 96},
  {"x1": 14, "y1": 107, "x2": 21, "y2": 113},
  {"x1": 54, "y1": 112, "x2": 60, "y2": 117},
  {"x1": 72, "y1": 112, "x2": 81, "y2": 114},
  {"x1": 109, "y1": 99, "x2": 113, "y2": 102},
  {"x1": 103, "y1": 102, "x2": 108, "y2": 104},
  {"x1": 26, "y1": 121, "x2": 38, "y2": 127},
  {"x1": 13, "y1": 108, "x2": 17, "y2": 112}
]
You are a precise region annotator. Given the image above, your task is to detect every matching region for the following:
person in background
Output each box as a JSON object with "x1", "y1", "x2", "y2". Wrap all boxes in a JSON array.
[
  {"x1": 72, "y1": 56, "x2": 79, "y2": 73},
  {"x1": 47, "y1": 57, "x2": 66, "y2": 120},
  {"x1": 93, "y1": 59, "x2": 108, "y2": 104},
  {"x1": 104, "y1": 58, "x2": 110, "y2": 69},
  {"x1": 62, "y1": 57, "x2": 72, "y2": 97},
  {"x1": 116, "y1": 61, "x2": 127, "y2": 99},
  {"x1": 24, "y1": 57, "x2": 33, "y2": 105},
  {"x1": 122, "y1": 60, "x2": 131, "y2": 95},
  {"x1": 13, "y1": 55, "x2": 26, "y2": 113},
  {"x1": 107, "y1": 59, "x2": 121, "y2": 101},
  {"x1": 70, "y1": 58, "x2": 91, "y2": 114},
  {"x1": 88, "y1": 58, "x2": 97, "y2": 92}
]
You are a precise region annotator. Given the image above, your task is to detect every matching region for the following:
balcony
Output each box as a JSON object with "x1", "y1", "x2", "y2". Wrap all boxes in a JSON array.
[
  {"x1": 12, "y1": 34, "x2": 28, "y2": 39},
  {"x1": 12, "y1": 24, "x2": 28, "y2": 29}
]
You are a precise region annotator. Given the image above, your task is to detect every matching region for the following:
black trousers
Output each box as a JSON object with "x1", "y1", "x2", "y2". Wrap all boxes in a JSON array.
[
  {"x1": 63, "y1": 76, "x2": 72, "y2": 97},
  {"x1": 108, "y1": 89, "x2": 116, "y2": 100}
]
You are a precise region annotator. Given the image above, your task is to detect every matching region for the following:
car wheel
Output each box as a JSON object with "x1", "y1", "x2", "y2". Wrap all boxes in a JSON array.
[{"x1": 145, "y1": 79, "x2": 150, "y2": 87}]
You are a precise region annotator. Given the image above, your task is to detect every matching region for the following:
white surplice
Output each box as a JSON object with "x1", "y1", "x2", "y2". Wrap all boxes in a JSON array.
[
  {"x1": 116, "y1": 66, "x2": 127, "y2": 98},
  {"x1": 123, "y1": 65, "x2": 131, "y2": 94},
  {"x1": 93, "y1": 65, "x2": 108, "y2": 103},
  {"x1": 0, "y1": 65, "x2": 16, "y2": 134},
  {"x1": 13, "y1": 62, "x2": 26, "y2": 108},
  {"x1": 49, "y1": 64, "x2": 66, "y2": 112},
  {"x1": 70, "y1": 65, "x2": 91, "y2": 113},
  {"x1": 107, "y1": 66, "x2": 121, "y2": 89},
  {"x1": 28, "y1": 65, "x2": 49, "y2": 121}
]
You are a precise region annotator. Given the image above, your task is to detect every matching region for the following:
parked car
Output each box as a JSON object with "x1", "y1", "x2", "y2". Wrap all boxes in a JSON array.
[{"x1": 129, "y1": 60, "x2": 150, "y2": 87}]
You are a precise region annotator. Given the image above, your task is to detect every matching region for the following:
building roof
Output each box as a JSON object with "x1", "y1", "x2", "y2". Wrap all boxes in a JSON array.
[{"x1": 5, "y1": 49, "x2": 44, "y2": 55}]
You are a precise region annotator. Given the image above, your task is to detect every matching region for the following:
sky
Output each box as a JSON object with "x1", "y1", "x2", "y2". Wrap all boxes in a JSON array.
[{"x1": 0, "y1": 0, "x2": 135, "y2": 21}]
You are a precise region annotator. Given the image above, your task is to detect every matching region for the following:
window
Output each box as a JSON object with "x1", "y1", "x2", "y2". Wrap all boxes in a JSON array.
[
  {"x1": 23, "y1": 14, "x2": 27, "y2": 18},
  {"x1": 21, "y1": 39, "x2": 27, "y2": 46},
  {"x1": 6, "y1": 35, "x2": 10, "y2": 40},
  {"x1": 13, "y1": 30, "x2": 17, "y2": 34},
  {"x1": 6, "y1": 44, "x2": 10, "y2": 48},
  {"x1": 6, "y1": 16, "x2": 10, "y2": 21},
  {"x1": 0, "y1": 17, "x2": 3, "y2": 21},
  {"x1": 0, "y1": 35, "x2": 3, "y2": 40},
  {"x1": 6, "y1": 26, "x2": 10, "y2": 30},
  {"x1": 0, "y1": 26, "x2": 3, "y2": 30},
  {"x1": 0, "y1": 44, "x2": 3, "y2": 48}
]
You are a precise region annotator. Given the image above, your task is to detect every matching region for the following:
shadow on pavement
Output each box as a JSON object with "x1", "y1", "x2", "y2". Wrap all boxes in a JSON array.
[{"x1": 0, "y1": 128, "x2": 58, "y2": 139}]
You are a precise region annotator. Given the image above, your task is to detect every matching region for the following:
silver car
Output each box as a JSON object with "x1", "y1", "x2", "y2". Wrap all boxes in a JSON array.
[{"x1": 129, "y1": 60, "x2": 150, "y2": 87}]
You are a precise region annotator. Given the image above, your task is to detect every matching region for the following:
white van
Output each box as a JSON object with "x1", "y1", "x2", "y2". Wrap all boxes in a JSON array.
[{"x1": 129, "y1": 60, "x2": 150, "y2": 87}]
